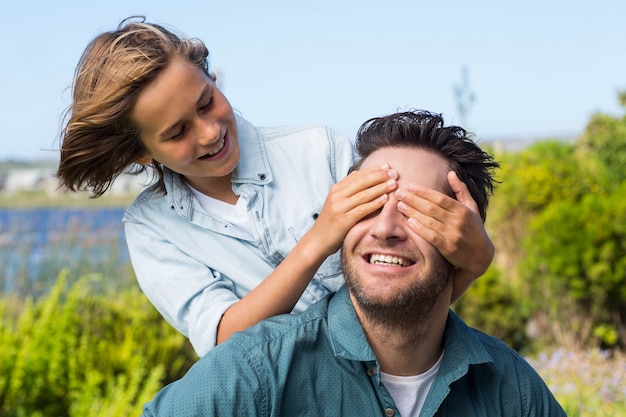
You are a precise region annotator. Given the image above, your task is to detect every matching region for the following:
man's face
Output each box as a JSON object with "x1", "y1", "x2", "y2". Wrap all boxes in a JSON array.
[{"x1": 341, "y1": 146, "x2": 455, "y2": 321}]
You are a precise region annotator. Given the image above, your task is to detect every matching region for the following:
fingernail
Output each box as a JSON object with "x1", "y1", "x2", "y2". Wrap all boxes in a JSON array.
[
  {"x1": 397, "y1": 201, "x2": 407, "y2": 211},
  {"x1": 386, "y1": 179, "x2": 396, "y2": 187},
  {"x1": 395, "y1": 190, "x2": 405, "y2": 199},
  {"x1": 408, "y1": 183, "x2": 418, "y2": 192},
  {"x1": 387, "y1": 169, "x2": 397, "y2": 178},
  {"x1": 380, "y1": 163, "x2": 390, "y2": 170}
]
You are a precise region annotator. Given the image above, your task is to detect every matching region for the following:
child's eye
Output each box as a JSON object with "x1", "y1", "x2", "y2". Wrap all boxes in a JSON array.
[
  {"x1": 170, "y1": 126, "x2": 186, "y2": 140},
  {"x1": 199, "y1": 97, "x2": 213, "y2": 112}
]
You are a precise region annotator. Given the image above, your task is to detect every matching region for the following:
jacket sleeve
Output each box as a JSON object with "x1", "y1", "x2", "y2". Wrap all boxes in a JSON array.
[{"x1": 124, "y1": 219, "x2": 239, "y2": 356}]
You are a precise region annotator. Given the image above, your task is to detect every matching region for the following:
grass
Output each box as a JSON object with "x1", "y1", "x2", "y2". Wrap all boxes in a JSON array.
[{"x1": 0, "y1": 190, "x2": 135, "y2": 209}]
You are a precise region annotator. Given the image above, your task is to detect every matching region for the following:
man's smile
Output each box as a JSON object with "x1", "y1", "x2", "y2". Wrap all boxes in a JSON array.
[{"x1": 368, "y1": 253, "x2": 414, "y2": 267}]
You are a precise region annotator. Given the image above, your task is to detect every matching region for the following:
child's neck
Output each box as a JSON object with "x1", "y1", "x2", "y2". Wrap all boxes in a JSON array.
[{"x1": 185, "y1": 175, "x2": 238, "y2": 204}]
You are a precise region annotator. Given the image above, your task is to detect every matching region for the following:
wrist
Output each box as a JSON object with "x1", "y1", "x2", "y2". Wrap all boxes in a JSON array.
[{"x1": 299, "y1": 226, "x2": 338, "y2": 261}]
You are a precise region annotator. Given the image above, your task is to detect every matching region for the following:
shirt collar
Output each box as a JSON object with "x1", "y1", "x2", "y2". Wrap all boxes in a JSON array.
[
  {"x1": 436, "y1": 310, "x2": 495, "y2": 384},
  {"x1": 327, "y1": 286, "x2": 494, "y2": 374},
  {"x1": 327, "y1": 286, "x2": 377, "y2": 362}
]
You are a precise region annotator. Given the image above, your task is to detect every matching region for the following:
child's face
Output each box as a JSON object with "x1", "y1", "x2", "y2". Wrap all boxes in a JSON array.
[{"x1": 132, "y1": 60, "x2": 239, "y2": 193}]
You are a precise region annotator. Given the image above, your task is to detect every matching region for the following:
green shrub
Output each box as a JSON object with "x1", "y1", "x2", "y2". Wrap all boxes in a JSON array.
[
  {"x1": 486, "y1": 140, "x2": 594, "y2": 287},
  {"x1": 453, "y1": 266, "x2": 530, "y2": 352},
  {"x1": 577, "y1": 111, "x2": 626, "y2": 191},
  {"x1": 521, "y1": 185, "x2": 626, "y2": 349},
  {"x1": 492, "y1": 140, "x2": 591, "y2": 217},
  {"x1": 0, "y1": 270, "x2": 196, "y2": 417}
]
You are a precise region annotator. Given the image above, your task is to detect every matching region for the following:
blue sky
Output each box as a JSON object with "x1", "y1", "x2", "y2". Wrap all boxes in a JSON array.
[{"x1": 1, "y1": 0, "x2": 624, "y2": 161}]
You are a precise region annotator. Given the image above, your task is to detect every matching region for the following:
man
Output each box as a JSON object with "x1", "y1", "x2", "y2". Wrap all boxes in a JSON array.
[{"x1": 141, "y1": 110, "x2": 566, "y2": 416}]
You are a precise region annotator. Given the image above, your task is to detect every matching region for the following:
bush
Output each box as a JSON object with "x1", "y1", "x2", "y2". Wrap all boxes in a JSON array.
[
  {"x1": 486, "y1": 140, "x2": 594, "y2": 283},
  {"x1": 577, "y1": 111, "x2": 626, "y2": 191},
  {"x1": 0, "y1": 270, "x2": 196, "y2": 417},
  {"x1": 520, "y1": 185, "x2": 626, "y2": 349},
  {"x1": 453, "y1": 266, "x2": 529, "y2": 352}
]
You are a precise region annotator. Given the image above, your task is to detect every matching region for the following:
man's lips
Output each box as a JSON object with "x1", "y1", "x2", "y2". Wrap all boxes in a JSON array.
[{"x1": 368, "y1": 253, "x2": 414, "y2": 267}]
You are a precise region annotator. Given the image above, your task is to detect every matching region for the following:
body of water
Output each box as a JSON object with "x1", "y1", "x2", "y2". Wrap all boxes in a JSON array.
[{"x1": 0, "y1": 207, "x2": 129, "y2": 294}]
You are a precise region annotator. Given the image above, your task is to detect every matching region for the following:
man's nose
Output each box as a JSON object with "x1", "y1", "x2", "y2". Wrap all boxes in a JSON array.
[{"x1": 369, "y1": 194, "x2": 407, "y2": 241}]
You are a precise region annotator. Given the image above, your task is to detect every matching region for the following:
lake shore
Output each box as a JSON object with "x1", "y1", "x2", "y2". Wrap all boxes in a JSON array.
[{"x1": 0, "y1": 190, "x2": 136, "y2": 209}]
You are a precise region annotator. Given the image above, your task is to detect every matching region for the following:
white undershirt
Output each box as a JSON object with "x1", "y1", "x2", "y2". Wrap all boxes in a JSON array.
[
  {"x1": 188, "y1": 185, "x2": 254, "y2": 239},
  {"x1": 380, "y1": 351, "x2": 444, "y2": 417}
]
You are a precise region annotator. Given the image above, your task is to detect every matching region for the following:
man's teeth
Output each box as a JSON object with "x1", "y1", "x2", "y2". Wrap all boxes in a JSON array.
[
  {"x1": 369, "y1": 254, "x2": 409, "y2": 267},
  {"x1": 207, "y1": 138, "x2": 225, "y2": 156}
]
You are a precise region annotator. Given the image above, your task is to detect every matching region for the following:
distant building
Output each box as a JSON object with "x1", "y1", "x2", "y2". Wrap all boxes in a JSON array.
[
  {"x1": 3, "y1": 169, "x2": 51, "y2": 194},
  {"x1": 0, "y1": 164, "x2": 149, "y2": 198}
]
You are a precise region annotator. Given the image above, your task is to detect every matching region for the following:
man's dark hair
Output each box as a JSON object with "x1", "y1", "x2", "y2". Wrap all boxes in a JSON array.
[{"x1": 352, "y1": 110, "x2": 499, "y2": 222}]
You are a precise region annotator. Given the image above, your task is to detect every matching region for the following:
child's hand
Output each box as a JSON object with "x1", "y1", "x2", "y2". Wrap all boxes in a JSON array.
[
  {"x1": 394, "y1": 171, "x2": 493, "y2": 298},
  {"x1": 310, "y1": 164, "x2": 398, "y2": 256}
]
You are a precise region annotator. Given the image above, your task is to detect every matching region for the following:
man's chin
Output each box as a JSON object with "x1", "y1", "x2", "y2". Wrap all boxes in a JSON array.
[{"x1": 352, "y1": 290, "x2": 419, "y2": 321}]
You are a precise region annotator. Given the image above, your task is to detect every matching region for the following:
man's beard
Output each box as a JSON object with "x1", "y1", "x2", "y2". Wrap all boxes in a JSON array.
[{"x1": 341, "y1": 248, "x2": 453, "y2": 330}]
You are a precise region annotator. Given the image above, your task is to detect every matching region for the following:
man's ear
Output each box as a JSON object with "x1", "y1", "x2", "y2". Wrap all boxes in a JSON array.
[{"x1": 135, "y1": 154, "x2": 153, "y2": 166}]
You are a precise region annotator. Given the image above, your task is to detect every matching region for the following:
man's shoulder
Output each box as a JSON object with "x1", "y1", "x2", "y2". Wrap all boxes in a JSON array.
[
  {"x1": 219, "y1": 294, "x2": 334, "y2": 359},
  {"x1": 139, "y1": 299, "x2": 335, "y2": 417},
  {"x1": 446, "y1": 311, "x2": 537, "y2": 375},
  {"x1": 469, "y1": 327, "x2": 529, "y2": 367},
  {"x1": 441, "y1": 313, "x2": 566, "y2": 415}
]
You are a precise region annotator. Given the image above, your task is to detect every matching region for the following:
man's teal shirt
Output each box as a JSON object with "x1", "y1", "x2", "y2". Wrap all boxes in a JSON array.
[{"x1": 142, "y1": 286, "x2": 566, "y2": 416}]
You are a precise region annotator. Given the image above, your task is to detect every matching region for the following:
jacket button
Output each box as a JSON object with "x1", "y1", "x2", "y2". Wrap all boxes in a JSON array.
[
  {"x1": 258, "y1": 173, "x2": 266, "y2": 180},
  {"x1": 385, "y1": 408, "x2": 395, "y2": 416}
]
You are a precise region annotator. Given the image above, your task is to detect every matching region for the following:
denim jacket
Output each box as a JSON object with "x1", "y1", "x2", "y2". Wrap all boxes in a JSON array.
[{"x1": 123, "y1": 115, "x2": 354, "y2": 355}]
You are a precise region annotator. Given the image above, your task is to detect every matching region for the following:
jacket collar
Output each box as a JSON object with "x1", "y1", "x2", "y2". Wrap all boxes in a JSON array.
[{"x1": 231, "y1": 113, "x2": 272, "y2": 185}]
